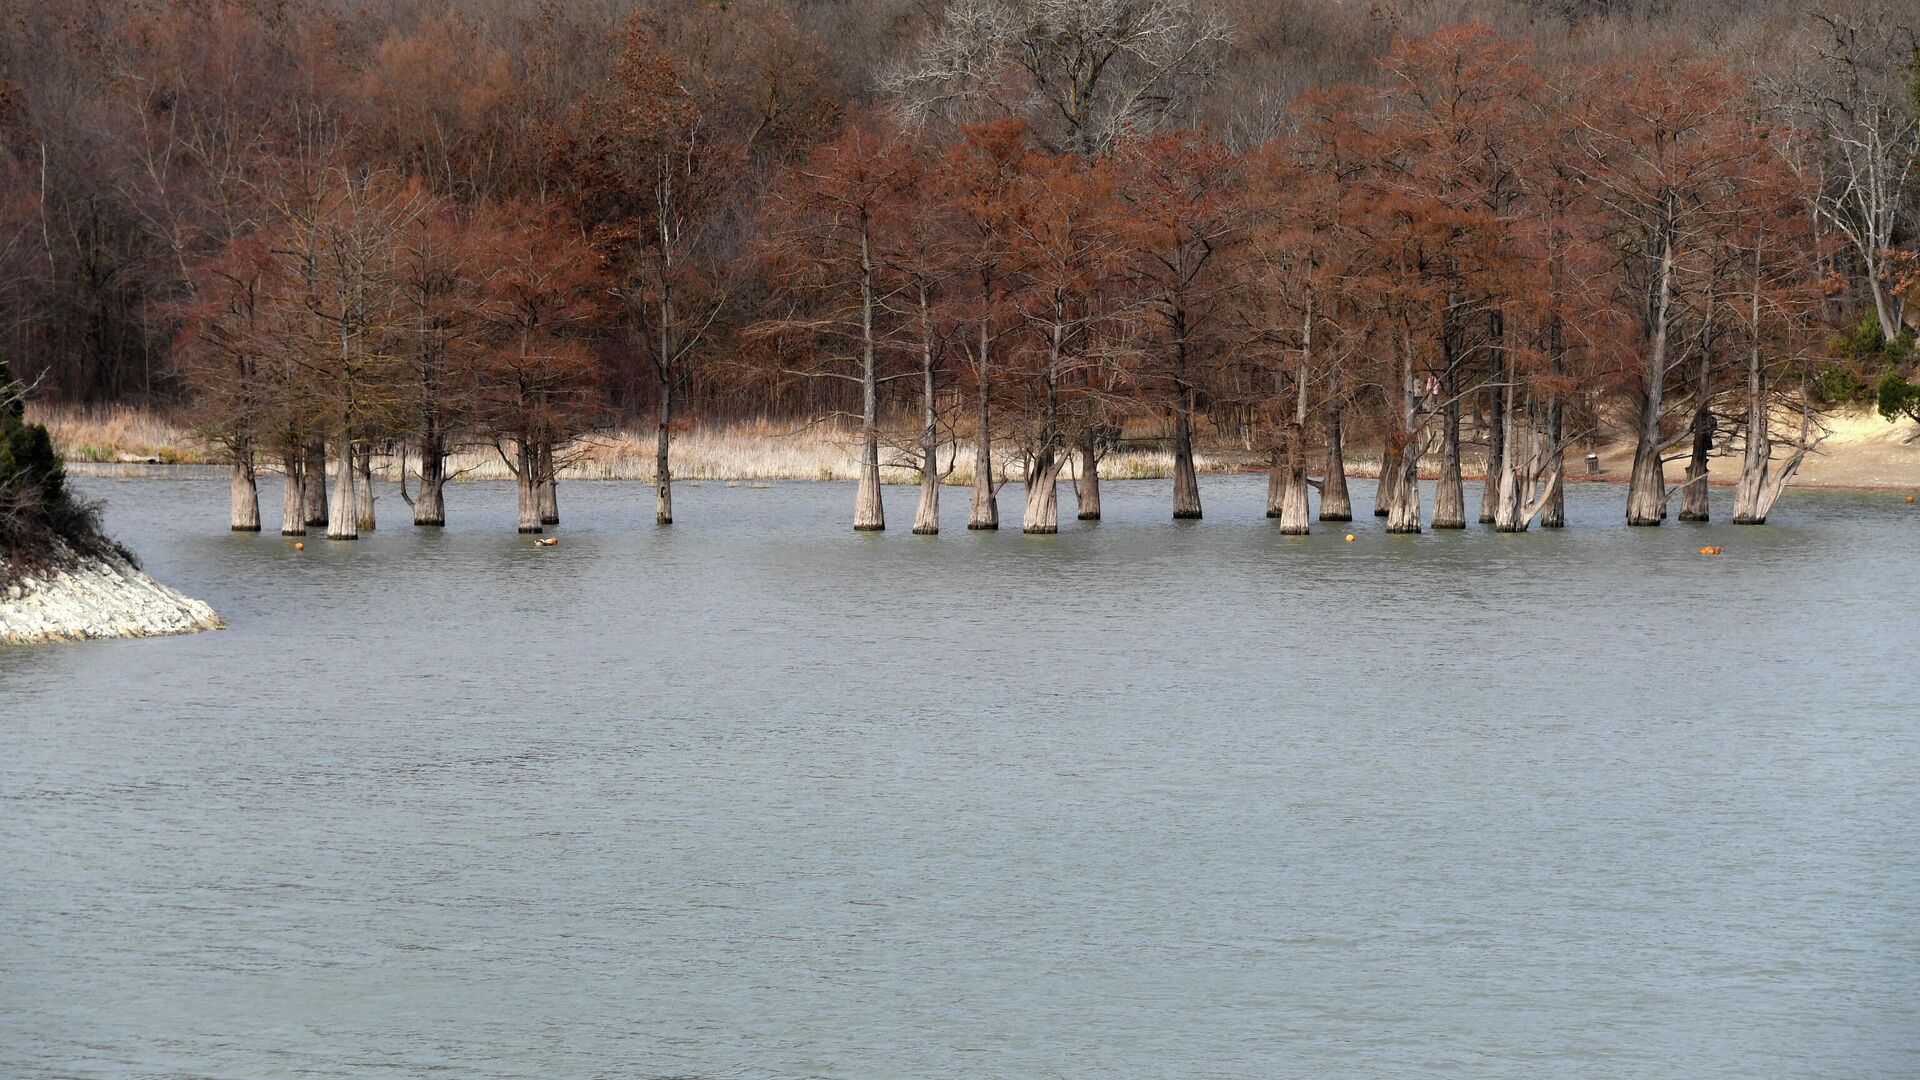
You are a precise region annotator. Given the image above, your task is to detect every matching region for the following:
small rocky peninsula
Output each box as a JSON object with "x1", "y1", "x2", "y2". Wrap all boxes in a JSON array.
[{"x1": 1, "y1": 359, "x2": 220, "y2": 646}]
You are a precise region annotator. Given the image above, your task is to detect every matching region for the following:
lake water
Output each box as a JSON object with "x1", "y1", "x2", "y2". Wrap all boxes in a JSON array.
[{"x1": 4, "y1": 473, "x2": 1917, "y2": 1079}]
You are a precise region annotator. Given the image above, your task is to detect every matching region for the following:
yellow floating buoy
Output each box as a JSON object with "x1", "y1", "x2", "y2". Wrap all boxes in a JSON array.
[
  {"x1": 535, "y1": 536, "x2": 558, "y2": 547},
  {"x1": 1345, "y1": 534, "x2": 1356, "y2": 543},
  {"x1": 293, "y1": 542, "x2": 304, "y2": 551}
]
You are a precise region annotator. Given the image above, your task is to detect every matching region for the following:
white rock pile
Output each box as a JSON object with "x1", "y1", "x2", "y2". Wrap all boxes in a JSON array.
[{"x1": 2, "y1": 550, "x2": 222, "y2": 645}]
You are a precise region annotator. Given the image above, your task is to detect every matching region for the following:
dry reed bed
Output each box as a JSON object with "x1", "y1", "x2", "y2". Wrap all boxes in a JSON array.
[
  {"x1": 27, "y1": 404, "x2": 1245, "y2": 483},
  {"x1": 26, "y1": 404, "x2": 207, "y2": 464},
  {"x1": 397, "y1": 430, "x2": 1243, "y2": 485}
]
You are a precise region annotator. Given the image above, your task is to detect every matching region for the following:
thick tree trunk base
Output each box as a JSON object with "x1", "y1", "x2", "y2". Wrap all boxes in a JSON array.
[
  {"x1": 912, "y1": 474, "x2": 939, "y2": 535},
  {"x1": 854, "y1": 450, "x2": 885, "y2": 532},
  {"x1": 280, "y1": 461, "x2": 305, "y2": 536},
  {"x1": 967, "y1": 473, "x2": 998, "y2": 530},
  {"x1": 1541, "y1": 483, "x2": 1566, "y2": 529},
  {"x1": 326, "y1": 438, "x2": 358, "y2": 541},
  {"x1": 303, "y1": 440, "x2": 329, "y2": 527},
  {"x1": 414, "y1": 487, "x2": 446, "y2": 527},
  {"x1": 1434, "y1": 418, "x2": 1465, "y2": 529},
  {"x1": 1321, "y1": 411, "x2": 1353, "y2": 522},
  {"x1": 1625, "y1": 433, "x2": 1667, "y2": 526},
  {"x1": 230, "y1": 458, "x2": 260, "y2": 533},
  {"x1": 355, "y1": 448, "x2": 376, "y2": 531},
  {"x1": 1076, "y1": 433, "x2": 1101, "y2": 520}
]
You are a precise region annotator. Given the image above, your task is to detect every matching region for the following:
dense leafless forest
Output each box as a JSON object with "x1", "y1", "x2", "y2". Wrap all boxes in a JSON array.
[{"x1": 0, "y1": 0, "x2": 1915, "y2": 537}]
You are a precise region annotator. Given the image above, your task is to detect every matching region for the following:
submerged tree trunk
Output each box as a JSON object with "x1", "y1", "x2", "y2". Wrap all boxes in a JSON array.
[
  {"x1": 1266, "y1": 449, "x2": 1285, "y2": 518},
  {"x1": 1541, "y1": 389, "x2": 1566, "y2": 530},
  {"x1": 1022, "y1": 448, "x2": 1066, "y2": 534},
  {"x1": 854, "y1": 436, "x2": 883, "y2": 532},
  {"x1": 516, "y1": 440, "x2": 542, "y2": 534},
  {"x1": 1171, "y1": 398, "x2": 1201, "y2": 519},
  {"x1": 1479, "y1": 351, "x2": 1504, "y2": 523},
  {"x1": 1075, "y1": 428, "x2": 1101, "y2": 520},
  {"x1": 854, "y1": 217, "x2": 884, "y2": 532},
  {"x1": 1385, "y1": 447, "x2": 1422, "y2": 534},
  {"x1": 1732, "y1": 287, "x2": 1812, "y2": 524},
  {"x1": 1386, "y1": 334, "x2": 1422, "y2": 534},
  {"x1": 1492, "y1": 382, "x2": 1526, "y2": 532},
  {"x1": 912, "y1": 286, "x2": 940, "y2": 535},
  {"x1": 537, "y1": 443, "x2": 559, "y2": 525},
  {"x1": 1627, "y1": 239, "x2": 1677, "y2": 526},
  {"x1": 303, "y1": 438, "x2": 329, "y2": 527},
  {"x1": 1276, "y1": 434, "x2": 1310, "y2": 535},
  {"x1": 655, "y1": 398, "x2": 673, "y2": 526},
  {"x1": 326, "y1": 435, "x2": 358, "y2": 540},
  {"x1": 354, "y1": 444, "x2": 375, "y2": 531},
  {"x1": 230, "y1": 447, "x2": 260, "y2": 532},
  {"x1": 1679, "y1": 397, "x2": 1713, "y2": 522},
  {"x1": 1275, "y1": 332, "x2": 1312, "y2": 534},
  {"x1": 1433, "y1": 378, "x2": 1465, "y2": 529},
  {"x1": 279, "y1": 451, "x2": 306, "y2": 536},
  {"x1": 913, "y1": 454, "x2": 940, "y2": 535},
  {"x1": 1320, "y1": 408, "x2": 1352, "y2": 521},
  {"x1": 1375, "y1": 446, "x2": 1402, "y2": 518},
  {"x1": 414, "y1": 432, "x2": 447, "y2": 527},
  {"x1": 1626, "y1": 434, "x2": 1668, "y2": 526},
  {"x1": 968, "y1": 322, "x2": 998, "y2": 530}
]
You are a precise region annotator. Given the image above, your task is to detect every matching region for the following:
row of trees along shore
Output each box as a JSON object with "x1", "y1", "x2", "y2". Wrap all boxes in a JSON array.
[{"x1": 5, "y1": 2, "x2": 1917, "y2": 537}]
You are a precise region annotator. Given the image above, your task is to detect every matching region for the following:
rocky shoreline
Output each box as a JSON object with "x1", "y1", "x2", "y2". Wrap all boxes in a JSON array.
[{"x1": 2, "y1": 550, "x2": 222, "y2": 645}]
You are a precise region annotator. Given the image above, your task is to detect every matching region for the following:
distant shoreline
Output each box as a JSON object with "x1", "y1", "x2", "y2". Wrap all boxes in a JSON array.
[{"x1": 36, "y1": 404, "x2": 1920, "y2": 494}]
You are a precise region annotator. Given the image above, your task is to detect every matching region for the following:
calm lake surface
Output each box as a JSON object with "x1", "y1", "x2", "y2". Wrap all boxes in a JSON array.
[{"x1": 4, "y1": 472, "x2": 1917, "y2": 1078}]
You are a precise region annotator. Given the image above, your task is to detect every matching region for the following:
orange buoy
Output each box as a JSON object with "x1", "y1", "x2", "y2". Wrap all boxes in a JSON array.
[
  {"x1": 1345, "y1": 534, "x2": 1356, "y2": 542},
  {"x1": 1698, "y1": 546, "x2": 1722, "y2": 556},
  {"x1": 1908, "y1": 495, "x2": 1914, "y2": 504},
  {"x1": 293, "y1": 542, "x2": 304, "y2": 551}
]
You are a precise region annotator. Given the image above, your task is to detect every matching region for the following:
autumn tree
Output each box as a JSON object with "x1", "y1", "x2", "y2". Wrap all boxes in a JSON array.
[
  {"x1": 1109, "y1": 129, "x2": 1242, "y2": 521},
  {"x1": 391, "y1": 206, "x2": 486, "y2": 527},
  {"x1": 1572, "y1": 55, "x2": 1773, "y2": 526},
  {"x1": 177, "y1": 234, "x2": 276, "y2": 531},
  {"x1": 466, "y1": 203, "x2": 607, "y2": 534},
  {"x1": 1002, "y1": 148, "x2": 1121, "y2": 533},
  {"x1": 1237, "y1": 130, "x2": 1362, "y2": 534},
  {"x1": 757, "y1": 116, "x2": 925, "y2": 531},
  {"x1": 567, "y1": 2, "x2": 833, "y2": 526},
  {"x1": 934, "y1": 119, "x2": 1035, "y2": 530},
  {"x1": 1727, "y1": 133, "x2": 1833, "y2": 524}
]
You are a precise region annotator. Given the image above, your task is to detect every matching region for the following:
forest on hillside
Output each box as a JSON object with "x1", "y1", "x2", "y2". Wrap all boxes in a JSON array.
[{"x1": 0, "y1": 0, "x2": 1915, "y2": 537}]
